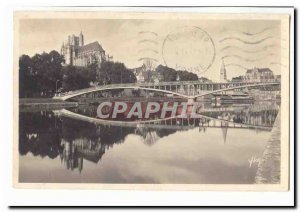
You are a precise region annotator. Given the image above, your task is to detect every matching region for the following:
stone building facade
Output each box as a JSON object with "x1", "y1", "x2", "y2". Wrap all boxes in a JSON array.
[
  {"x1": 244, "y1": 68, "x2": 275, "y2": 82},
  {"x1": 61, "y1": 32, "x2": 110, "y2": 67}
]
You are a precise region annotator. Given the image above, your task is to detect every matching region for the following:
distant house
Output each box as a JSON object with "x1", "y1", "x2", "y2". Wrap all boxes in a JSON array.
[
  {"x1": 131, "y1": 64, "x2": 153, "y2": 82},
  {"x1": 130, "y1": 65, "x2": 146, "y2": 82},
  {"x1": 244, "y1": 68, "x2": 275, "y2": 83},
  {"x1": 131, "y1": 64, "x2": 162, "y2": 83}
]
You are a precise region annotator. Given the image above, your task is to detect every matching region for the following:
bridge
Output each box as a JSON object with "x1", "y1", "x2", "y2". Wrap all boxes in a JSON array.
[
  {"x1": 54, "y1": 109, "x2": 273, "y2": 131},
  {"x1": 53, "y1": 81, "x2": 280, "y2": 101}
]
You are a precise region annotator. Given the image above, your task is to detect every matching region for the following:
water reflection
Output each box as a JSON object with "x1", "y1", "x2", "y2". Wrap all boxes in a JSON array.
[
  {"x1": 68, "y1": 101, "x2": 279, "y2": 128},
  {"x1": 200, "y1": 102, "x2": 279, "y2": 127},
  {"x1": 19, "y1": 112, "x2": 178, "y2": 173},
  {"x1": 19, "y1": 101, "x2": 280, "y2": 183}
]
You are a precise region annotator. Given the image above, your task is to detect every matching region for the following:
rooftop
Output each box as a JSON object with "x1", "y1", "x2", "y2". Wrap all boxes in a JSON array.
[
  {"x1": 78, "y1": 41, "x2": 105, "y2": 54},
  {"x1": 246, "y1": 68, "x2": 273, "y2": 74}
]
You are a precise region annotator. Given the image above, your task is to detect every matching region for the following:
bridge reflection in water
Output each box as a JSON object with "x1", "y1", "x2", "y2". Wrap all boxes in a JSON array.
[{"x1": 19, "y1": 101, "x2": 280, "y2": 175}]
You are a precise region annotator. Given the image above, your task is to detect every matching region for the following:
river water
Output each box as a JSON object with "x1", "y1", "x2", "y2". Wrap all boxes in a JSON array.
[{"x1": 19, "y1": 101, "x2": 280, "y2": 184}]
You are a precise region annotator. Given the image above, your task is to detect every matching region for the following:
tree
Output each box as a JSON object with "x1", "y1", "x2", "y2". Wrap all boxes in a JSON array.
[
  {"x1": 231, "y1": 76, "x2": 244, "y2": 82},
  {"x1": 19, "y1": 51, "x2": 64, "y2": 97},
  {"x1": 155, "y1": 65, "x2": 177, "y2": 82},
  {"x1": 177, "y1": 70, "x2": 198, "y2": 81},
  {"x1": 62, "y1": 65, "x2": 96, "y2": 91},
  {"x1": 98, "y1": 61, "x2": 136, "y2": 85},
  {"x1": 155, "y1": 65, "x2": 199, "y2": 82},
  {"x1": 32, "y1": 51, "x2": 64, "y2": 96},
  {"x1": 19, "y1": 55, "x2": 37, "y2": 97},
  {"x1": 86, "y1": 61, "x2": 98, "y2": 82}
]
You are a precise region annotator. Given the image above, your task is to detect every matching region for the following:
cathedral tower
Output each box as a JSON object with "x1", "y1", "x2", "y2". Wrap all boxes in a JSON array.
[
  {"x1": 79, "y1": 31, "x2": 84, "y2": 46},
  {"x1": 61, "y1": 31, "x2": 106, "y2": 67}
]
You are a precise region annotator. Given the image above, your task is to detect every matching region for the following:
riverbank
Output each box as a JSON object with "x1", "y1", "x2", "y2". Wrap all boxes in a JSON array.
[{"x1": 255, "y1": 110, "x2": 281, "y2": 184}]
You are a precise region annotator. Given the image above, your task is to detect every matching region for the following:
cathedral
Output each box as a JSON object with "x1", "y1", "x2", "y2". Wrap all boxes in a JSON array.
[{"x1": 61, "y1": 32, "x2": 111, "y2": 67}]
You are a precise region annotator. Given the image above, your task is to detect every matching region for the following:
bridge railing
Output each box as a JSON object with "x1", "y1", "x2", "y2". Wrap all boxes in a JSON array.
[
  {"x1": 56, "y1": 83, "x2": 139, "y2": 97},
  {"x1": 55, "y1": 81, "x2": 280, "y2": 98}
]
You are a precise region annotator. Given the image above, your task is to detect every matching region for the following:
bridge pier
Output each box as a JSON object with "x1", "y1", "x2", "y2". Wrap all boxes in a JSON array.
[{"x1": 187, "y1": 97, "x2": 195, "y2": 105}]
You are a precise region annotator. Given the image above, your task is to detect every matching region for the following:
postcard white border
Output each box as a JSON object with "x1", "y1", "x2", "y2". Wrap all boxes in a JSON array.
[{"x1": 2, "y1": 5, "x2": 295, "y2": 206}]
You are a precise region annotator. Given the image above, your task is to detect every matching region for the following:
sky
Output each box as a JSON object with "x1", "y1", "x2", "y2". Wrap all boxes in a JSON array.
[{"x1": 19, "y1": 17, "x2": 287, "y2": 81}]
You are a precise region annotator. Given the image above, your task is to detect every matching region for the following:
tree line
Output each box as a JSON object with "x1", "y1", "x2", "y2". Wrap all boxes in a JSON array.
[
  {"x1": 19, "y1": 50, "x2": 201, "y2": 98},
  {"x1": 19, "y1": 50, "x2": 137, "y2": 98},
  {"x1": 155, "y1": 65, "x2": 199, "y2": 82}
]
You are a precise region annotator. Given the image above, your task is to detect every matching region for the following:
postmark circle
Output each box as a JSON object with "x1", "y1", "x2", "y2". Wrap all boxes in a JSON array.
[{"x1": 162, "y1": 26, "x2": 216, "y2": 74}]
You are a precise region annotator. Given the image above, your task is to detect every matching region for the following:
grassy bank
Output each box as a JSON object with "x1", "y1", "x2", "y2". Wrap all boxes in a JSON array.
[
  {"x1": 19, "y1": 98, "x2": 78, "y2": 112},
  {"x1": 19, "y1": 98, "x2": 65, "y2": 104}
]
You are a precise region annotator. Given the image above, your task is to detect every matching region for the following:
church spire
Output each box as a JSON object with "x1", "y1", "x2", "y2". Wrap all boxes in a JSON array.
[{"x1": 220, "y1": 59, "x2": 227, "y2": 83}]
